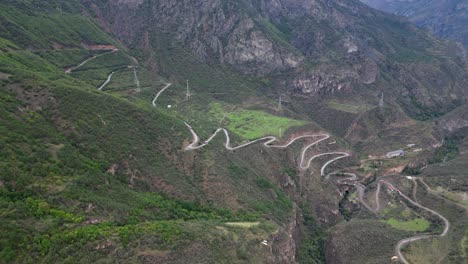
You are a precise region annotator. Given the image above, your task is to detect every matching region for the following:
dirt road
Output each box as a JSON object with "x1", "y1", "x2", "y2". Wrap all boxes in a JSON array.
[
  {"x1": 152, "y1": 83, "x2": 172, "y2": 107},
  {"x1": 98, "y1": 72, "x2": 114, "y2": 91},
  {"x1": 182, "y1": 113, "x2": 450, "y2": 264}
]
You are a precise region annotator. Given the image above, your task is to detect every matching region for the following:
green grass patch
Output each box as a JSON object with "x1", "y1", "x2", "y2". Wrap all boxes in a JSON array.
[
  {"x1": 0, "y1": 36, "x2": 18, "y2": 50},
  {"x1": 383, "y1": 218, "x2": 430, "y2": 232},
  {"x1": 327, "y1": 100, "x2": 374, "y2": 114},
  {"x1": 224, "y1": 222, "x2": 260, "y2": 228},
  {"x1": 226, "y1": 109, "x2": 307, "y2": 140}
]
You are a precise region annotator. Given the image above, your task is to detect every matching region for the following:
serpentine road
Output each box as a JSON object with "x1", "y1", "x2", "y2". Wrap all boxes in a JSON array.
[
  {"x1": 184, "y1": 122, "x2": 335, "y2": 170},
  {"x1": 390, "y1": 181, "x2": 450, "y2": 264},
  {"x1": 152, "y1": 83, "x2": 172, "y2": 107},
  {"x1": 184, "y1": 122, "x2": 450, "y2": 263},
  {"x1": 329, "y1": 172, "x2": 450, "y2": 263},
  {"x1": 147, "y1": 73, "x2": 449, "y2": 263}
]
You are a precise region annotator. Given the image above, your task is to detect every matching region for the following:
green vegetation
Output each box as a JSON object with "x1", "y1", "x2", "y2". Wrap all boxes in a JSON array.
[
  {"x1": 0, "y1": 3, "x2": 115, "y2": 49},
  {"x1": 227, "y1": 109, "x2": 307, "y2": 140},
  {"x1": 462, "y1": 233, "x2": 468, "y2": 259},
  {"x1": 0, "y1": 4, "x2": 303, "y2": 262},
  {"x1": 0, "y1": 41, "x2": 272, "y2": 263},
  {"x1": 297, "y1": 207, "x2": 326, "y2": 264},
  {"x1": 0, "y1": 75, "x2": 249, "y2": 261},
  {"x1": 404, "y1": 238, "x2": 451, "y2": 264},
  {"x1": 429, "y1": 134, "x2": 463, "y2": 164},
  {"x1": 433, "y1": 187, "x2": 468, "y2": 208},
  {"x1": 339, "y1": 190, "x2": 352, "y2": 221},
  {"x1": 0, "y1": 184, "x2": 260, "y2": 259},
  {"x1": 379, "y1": 197, "x2": 432, "y2": 232},
  {"x1": 327, "y1": 100, "x2": 374, "y2": 114},
  {"x1": 405, "y1": 94, "x2": 461, "y2": 121},
  {"x1": 402, "y1": 165, "x2": 423, "y2": 175},
  {"x1": 145, "y1": 31, "x2": 259, "y2": 104},
  {"x1": 2, "y1": 1, "x2": 466, "y2": 263},
  {"x1": 389, "y1": 47, "x2": 436, "y2": 63},
  {"x1": 36, "y1": 49, "x2": 100, "y2": 69},
  {"x1": 253, "y1": 177, "x2": 293, "y2": 222},
  {"x1": 0, "y1": 36, "x2": 17, "y2": 50},
  {"x1": 423, "y1": 153, "x2": 468, "y2": 192},
  {"x1": 282, "y1": 166, "x2": 297, "y2": 179},
  {"x1": 224, "y1": 222, "x2": 260, "y2": 228},
  {"x1": 256, "y1": 18, "x2": 298, "y2": 55},
  {"x1": 106, "y1": 68, "x2": 137, "y2": 91},
  {"x1": 383, "y1": 218, "x2": 430, "y2": 232},
  {"x1": 196, "y1": 102, "x2": 307, "y2": 141},
  {"x1": 67, "y1": 51, "x2": 133, "y2": 86}
]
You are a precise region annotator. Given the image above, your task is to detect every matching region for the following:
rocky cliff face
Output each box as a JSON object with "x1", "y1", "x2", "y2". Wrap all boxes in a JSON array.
[
  {"x1": 361, "y1": 0, "x2": 468, "y2": 48},
  {"x1": 435, "y1": 103, "x2": 468, "y2": 135},
  {"x1": 84, "y1": 0, "x2": 468, "y2": 119},
  {"x1": 85, "y1": 0, "x2": 303, "y2": 76},
  {"x1": 269, "y1": 205, "x2": 300, "y2": 264}
]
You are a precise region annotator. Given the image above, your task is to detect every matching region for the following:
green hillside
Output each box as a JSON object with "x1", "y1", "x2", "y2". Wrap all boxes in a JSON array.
[
  {"x1": 0, "y1": 3, "x2": 301, "y2": 263},
  {"x1": 0, "y1": 1, "x2": 115, "y2": 50},
  {"x1": 0, "y1": 1, "x2": 467, "y2": 263}
]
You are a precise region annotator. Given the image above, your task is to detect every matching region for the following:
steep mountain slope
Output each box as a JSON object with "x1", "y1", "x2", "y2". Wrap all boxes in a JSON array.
[
  {"x1": 361, "y1": 0, "x2": 468, "y2": 48},
  {"x1": 0, "y1": 2, "x2": 306, "y2": 263},
  {"x1": 86, "y1": 0, "x2": 468, "y2": 123},
  {"x1": 1, "y1": 0, "x2": 467, "y2": 264}
]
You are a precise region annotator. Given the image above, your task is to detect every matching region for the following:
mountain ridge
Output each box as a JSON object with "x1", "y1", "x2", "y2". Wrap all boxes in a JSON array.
[
  {"x1": 84, "y1": 0, "x2": 468, "y2": 121},
  {"x1": 361, "y1": 0, "x2": 468, "y2": 48}
]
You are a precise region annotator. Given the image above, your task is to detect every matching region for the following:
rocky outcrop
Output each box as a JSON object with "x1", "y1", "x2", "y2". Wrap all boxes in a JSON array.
[
  {"x1": 270, "y1": 204, "x2": 300, "y2": 264},
  {"x1": 437, "y1": 117, "x2": 468, "y2": 134},
  {"x1": 292, "y1": 74, "x2": 351, "y2": 95},
  {"x1": 223, "y1": 18, "x2": 303, "y2": 75},
  {"x1": 84, "y1": 0, "x2": 468, "y2": 116},
  {"x1": 84, "y1": 0, "x2": 303, "y2": 76},
  {"x1": 434, "y1": 103, "x2": 468, "y2": 135}
]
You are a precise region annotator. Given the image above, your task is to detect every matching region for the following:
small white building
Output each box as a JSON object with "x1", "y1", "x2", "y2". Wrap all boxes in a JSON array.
[{"x1": 386, "y1": 149, "x2": 405, "y2": 158}]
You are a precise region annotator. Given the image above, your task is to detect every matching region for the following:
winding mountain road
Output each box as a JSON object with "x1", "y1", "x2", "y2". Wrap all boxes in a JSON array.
[
  {"x1": 152, "y1": 83, "x2": 172, "y2": 107},
  {"x1": 330, "y1": 171, "x2": 386, "y2": 213},
  {"x1": 389, "y1": 181, "x2": 450, "y2": 264},
  {"x1": 357, "y1": 181, "x2": 382, "y2": 213},
  {"x1": 184, "y1": 122, "x2": 334, "y2": 170},
  {"x1": 330, "y1": 171, "x2": 450, "y2": 263},
  {"x1": 184, "y1": 121, "x2": 450, "y2": 263}
]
